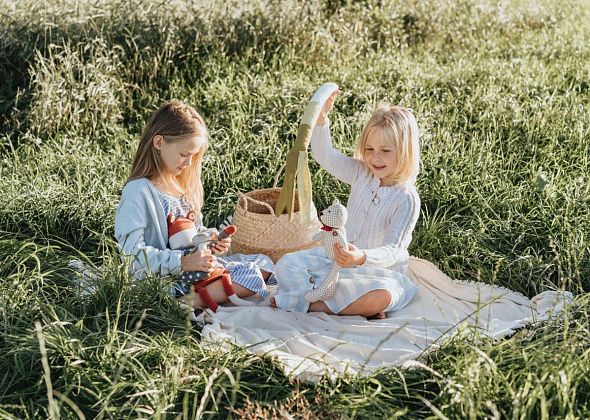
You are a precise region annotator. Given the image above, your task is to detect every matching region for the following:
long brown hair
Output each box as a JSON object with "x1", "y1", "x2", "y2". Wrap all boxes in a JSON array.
[
  {"x1": 126, "y1": 100, "x2": 209, "y2": 212},
  {"x1": 354, "y1": 104, "x2": 420, "y2": 185}
]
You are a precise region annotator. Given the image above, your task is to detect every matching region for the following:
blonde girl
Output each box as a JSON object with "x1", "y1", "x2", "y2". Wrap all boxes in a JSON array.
[
  {"x1": 272, "y1": 94, "x2": 420, "y2": 319},
  {"x1": 115, "y1": 100, "x2": 274, "y2": 309}
]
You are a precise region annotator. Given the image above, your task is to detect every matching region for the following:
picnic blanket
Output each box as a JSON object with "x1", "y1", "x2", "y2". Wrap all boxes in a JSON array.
[{"x1": 195, "y1": 257, "x2": 573, "y2": 382}]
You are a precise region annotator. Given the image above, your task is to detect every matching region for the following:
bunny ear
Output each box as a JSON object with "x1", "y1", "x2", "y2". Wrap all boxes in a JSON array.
[
  {"x1": 167, "y1": 213, "x2": 174, "y2": 225},
  {"x1": 332, "y1": 198, "x2": 340, "y2": 205}
]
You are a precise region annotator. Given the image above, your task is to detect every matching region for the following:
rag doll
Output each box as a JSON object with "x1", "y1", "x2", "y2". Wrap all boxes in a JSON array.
[
  {"x1": 167, "y1": 210, "x2": 215, "y2": 251},
  {"x1": 305, "y1": 199, "x2": 348, "y2": 303},
  {"x1": 167, "y1": 212, "x2": 253, "y2": 311}
]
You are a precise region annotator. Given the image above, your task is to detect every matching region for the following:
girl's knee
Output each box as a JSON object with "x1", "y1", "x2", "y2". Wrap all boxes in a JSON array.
[
  {"x1": 341, "y1": 289, "x2": 392, "y2": 317},
  {"x1": 368, "y1": 289, "x2": 391, "y2": 312}
]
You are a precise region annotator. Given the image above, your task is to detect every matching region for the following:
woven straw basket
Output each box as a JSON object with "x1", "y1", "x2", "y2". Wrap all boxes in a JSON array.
[{"x1": 230, "y1": 174, "x2": 321, "y2": 262}]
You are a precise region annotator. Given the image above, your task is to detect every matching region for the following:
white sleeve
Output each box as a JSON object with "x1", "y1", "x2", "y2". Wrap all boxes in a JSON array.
[
  {"x1": 310, "y1": 121, "x2": 364, "y2": 185},
  {"x1": 114, "y1": 198, "x2": 183, "y2": 278}
]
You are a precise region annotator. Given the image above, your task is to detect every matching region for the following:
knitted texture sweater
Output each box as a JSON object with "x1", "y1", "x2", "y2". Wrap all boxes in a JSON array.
[
  {"x1": 310, "y1": 122, "x2": 420, "y2": 270},
  {"x1": 114, "y1": 177, "x2": 183, "y2": 278}
]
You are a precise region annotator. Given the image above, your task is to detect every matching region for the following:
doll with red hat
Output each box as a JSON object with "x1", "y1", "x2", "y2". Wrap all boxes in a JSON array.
[
  {"x1": 166, "y1": 210, "x2": 256, "y2": 311},
  {"x1": 167, "y1": 210, "x2": 217, "y2": 251}
]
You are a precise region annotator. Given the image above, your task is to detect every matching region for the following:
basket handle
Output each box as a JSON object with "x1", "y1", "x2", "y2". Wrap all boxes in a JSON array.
[
  {"x1": 273, "y1": 163, "x2": 286, "y2": 189},
  {"x1": 237, "y1": 191, "x2": 275, "y2": 216}
]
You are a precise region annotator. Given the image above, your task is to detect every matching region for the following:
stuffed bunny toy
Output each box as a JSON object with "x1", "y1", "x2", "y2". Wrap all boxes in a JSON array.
[{"x1": 305, "y1": 199, "x2": 348, "y2": 303}]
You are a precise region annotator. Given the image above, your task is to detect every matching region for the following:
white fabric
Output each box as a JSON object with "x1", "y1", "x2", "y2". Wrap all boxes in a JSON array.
[
  {"x1": 273, "y1": 246, "x2": 417, "y2": 314},
  {"x1": 196, "y1": 257, "x2": 573, "y2": 382}
]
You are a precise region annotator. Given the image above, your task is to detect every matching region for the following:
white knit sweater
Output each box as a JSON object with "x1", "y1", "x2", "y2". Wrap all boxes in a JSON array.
[{"x1": 310, "y1": 122, "x2": 420, "y2": 271}]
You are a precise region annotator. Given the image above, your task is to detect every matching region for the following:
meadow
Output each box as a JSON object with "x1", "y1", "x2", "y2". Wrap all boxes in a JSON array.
[{"x1": 0, "y1": 0, "x2": 589, "y2": 417}]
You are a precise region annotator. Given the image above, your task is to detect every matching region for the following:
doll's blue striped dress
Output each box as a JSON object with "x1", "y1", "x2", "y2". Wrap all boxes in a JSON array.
[{"x1": 157, "y1": 191, "x2": 275, "y2": 299}]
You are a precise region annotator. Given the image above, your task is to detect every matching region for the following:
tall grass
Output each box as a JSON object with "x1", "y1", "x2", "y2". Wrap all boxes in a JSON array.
[{"x1": 1, "y1": 0, "x2": 589, "y2": 417}]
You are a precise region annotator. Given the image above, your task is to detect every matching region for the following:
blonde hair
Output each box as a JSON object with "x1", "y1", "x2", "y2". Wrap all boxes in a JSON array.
[
  {"x1": 354, "y1": 104, "x2": 420, "y2": 185},
  {"x1": 126, "y1": 100, "x2": 209, "y2": 212}
]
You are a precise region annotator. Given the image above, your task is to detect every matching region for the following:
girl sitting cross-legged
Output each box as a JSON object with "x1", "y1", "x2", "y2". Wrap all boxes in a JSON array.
[
  {"x1": 114, "y1": 100, "x2": 275, "y2": 309},
  {"x1": 271, "y1": 93, "x2": 420, "y2": 319}
]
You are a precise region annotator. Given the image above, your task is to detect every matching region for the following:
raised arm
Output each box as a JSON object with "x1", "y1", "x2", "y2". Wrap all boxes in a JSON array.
[
  {"x1": 362, "y1": 190, "x2": 420, "y2": 268},
  {"x1": 114, "y1": 198, "x2": 183, "y2": 279},
  {"x1": 310, "y1": 121, "x2": 364, "y2": 185}
]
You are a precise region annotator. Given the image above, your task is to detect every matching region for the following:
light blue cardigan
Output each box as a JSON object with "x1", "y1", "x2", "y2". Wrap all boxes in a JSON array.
[{"x1": 114, "y1": 177, "x2": 183, "y2": 279}]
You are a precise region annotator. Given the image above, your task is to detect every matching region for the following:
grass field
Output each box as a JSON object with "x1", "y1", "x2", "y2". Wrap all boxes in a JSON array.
[{"x1": 1, "y1": 0, "x2": 589, "y2": 417}]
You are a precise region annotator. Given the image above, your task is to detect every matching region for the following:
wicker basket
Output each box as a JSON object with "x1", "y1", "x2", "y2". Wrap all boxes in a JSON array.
[{"x1": 230, "y1": 180, "x2": 321, "y2": 262}]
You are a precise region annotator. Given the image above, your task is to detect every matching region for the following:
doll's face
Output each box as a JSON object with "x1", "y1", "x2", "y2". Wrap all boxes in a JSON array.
[
  {"x1": 154, "y1": 135, "x2": 205, "y2": 177},
  {"x1": 320, "y1": 202, "x2": 347, "y2": 228}
]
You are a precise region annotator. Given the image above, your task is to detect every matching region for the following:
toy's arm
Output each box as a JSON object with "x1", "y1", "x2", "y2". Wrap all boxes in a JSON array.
[
  {"x1": 191, "y1": 225, "x2": 237, "y2": 253},
  {"x1": 335, "y1": 231, "x2": 348, "y2": 248},
  {"x1": 312, "y1": 231, "x2": 323, "y2": 242}
]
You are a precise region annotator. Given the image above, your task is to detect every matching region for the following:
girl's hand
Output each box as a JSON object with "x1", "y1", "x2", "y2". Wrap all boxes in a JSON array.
[
  {"x1": 333, "y1": 243, "x2": 366, "y2": 268},
  {"x1": 210, "y1": 234, "x2": 231, "y2": 255},
  {"x1": 181, "y1": 249, "x2": 217, "y2": 273},
  {"x1": 316, "y1": 90, "x2": 339, "y2": 126}
]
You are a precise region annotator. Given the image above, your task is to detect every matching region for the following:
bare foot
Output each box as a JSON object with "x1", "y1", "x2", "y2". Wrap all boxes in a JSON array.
[
  {"x1": 367, "y1": 311, "x2": 386, "y2": 320},
  {"x1": 270, "y1": 296, "x2": 277, "y2": 308}
]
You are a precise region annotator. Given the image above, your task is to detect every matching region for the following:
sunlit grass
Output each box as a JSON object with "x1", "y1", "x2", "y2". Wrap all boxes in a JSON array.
[{"x1": 0, "y1": 0, "x2": 588, "y2": 417}]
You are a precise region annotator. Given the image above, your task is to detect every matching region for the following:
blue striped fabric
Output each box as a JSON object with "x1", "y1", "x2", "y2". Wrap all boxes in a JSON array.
[
  {"x1": 156, "y1": 191, "x2": 192, "y2": 219},
  {"x1": 219, "y1": 253, "x2": 276, "y2": 297},
  {"x1": 273, "y1": 246, "x2": 418, "y2": 314},
  {"x1": 174, "y1": 252, "x2": 275, "y2": 299}
]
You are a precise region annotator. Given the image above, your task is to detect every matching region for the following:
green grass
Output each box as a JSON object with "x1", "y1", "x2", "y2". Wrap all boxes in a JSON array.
[{"x1": 1, "y1": 0, "x2": 589, "y2": 417}]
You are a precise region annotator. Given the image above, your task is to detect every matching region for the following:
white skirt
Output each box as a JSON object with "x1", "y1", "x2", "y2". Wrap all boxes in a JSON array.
[{"x1": 273, "y1": 246, "x2": 418, "y2": 314}]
